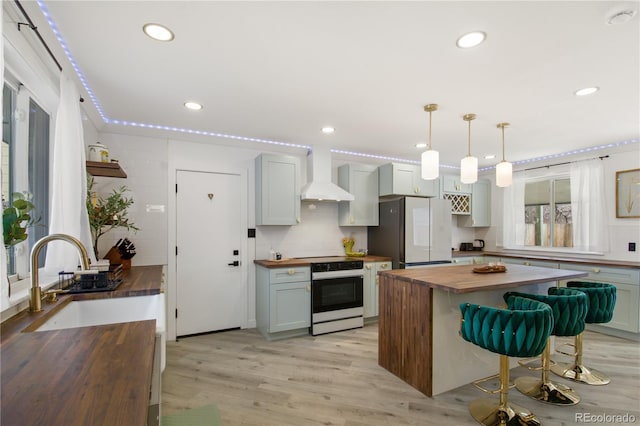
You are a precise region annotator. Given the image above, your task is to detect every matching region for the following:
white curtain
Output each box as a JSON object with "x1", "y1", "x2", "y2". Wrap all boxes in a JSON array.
[
  {"x1": 44, "y1": 75, "x2": 97, "y2": 272},
  {"x1": 571, "y1": 159, "x2": 607, "y2": 253},
  {"x1": 502, "y1": 174, "x2": 526, "y2": 248}
]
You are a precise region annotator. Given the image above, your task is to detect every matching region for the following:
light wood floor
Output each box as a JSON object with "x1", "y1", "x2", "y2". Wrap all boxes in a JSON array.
[{"x1": 162, "y1": 324, "x2": 640, "y2": 425}]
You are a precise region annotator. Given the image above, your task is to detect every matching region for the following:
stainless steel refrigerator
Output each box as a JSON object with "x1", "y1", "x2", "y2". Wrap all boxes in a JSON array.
[{"x1": 368, "y1": 197, "x2": 452, "y2": 269}]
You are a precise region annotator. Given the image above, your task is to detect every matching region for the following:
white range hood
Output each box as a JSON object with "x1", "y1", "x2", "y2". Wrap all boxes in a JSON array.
[{"x1": 300, "y1": 146, "x2": 354, "y2": 201}]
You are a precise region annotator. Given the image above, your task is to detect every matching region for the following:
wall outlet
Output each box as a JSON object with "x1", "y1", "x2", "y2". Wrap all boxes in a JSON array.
[{"x1": 629, "y1": 242, "x2": 636, "y2": 252}]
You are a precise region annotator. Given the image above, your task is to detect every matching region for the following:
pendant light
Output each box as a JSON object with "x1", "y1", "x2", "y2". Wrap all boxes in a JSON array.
[
  {"x1": 496, "y1": 122, "x2": 513, "y2": 187},
  {"x1": 421, "y1": 104, "x2": 439, "y2": 180},
  {"x1": 460, "y1": 113, "x2": 478, "y2": 184}
]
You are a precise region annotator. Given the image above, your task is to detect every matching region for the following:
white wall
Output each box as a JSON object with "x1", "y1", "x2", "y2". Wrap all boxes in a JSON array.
[{"x1": 87, "y1": 132, "x2": 639, "y2": 341}]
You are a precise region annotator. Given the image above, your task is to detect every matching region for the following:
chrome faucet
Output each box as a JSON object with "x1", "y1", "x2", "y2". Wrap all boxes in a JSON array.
[{"x1": 30, "y1": 234, "x2": 91, "y2": 312}]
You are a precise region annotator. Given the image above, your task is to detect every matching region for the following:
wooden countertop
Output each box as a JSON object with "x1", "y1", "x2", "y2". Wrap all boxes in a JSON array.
[
  {"x1": 255, "y1": 255, "x2": 392, "y2": 268},
  {"x1": 0, "y1": 265, "x2": 163, "y2": 425},
  {"x1": 379, "y1": 263, "x2": 588, "y2": 294},
  {"x1": 1, "y1": 321, "x2": 155, "y2": 426},
  {"x1": 452, "y1": 250, "x2": 639, "y2": 269}
]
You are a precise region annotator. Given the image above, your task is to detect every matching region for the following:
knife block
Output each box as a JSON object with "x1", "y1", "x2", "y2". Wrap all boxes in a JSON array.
[{"x1": 103, "y1": 246, "x2": 131, "y2": 270}]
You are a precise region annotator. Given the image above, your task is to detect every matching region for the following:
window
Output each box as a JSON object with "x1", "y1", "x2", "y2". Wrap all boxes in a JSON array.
[
  {"x1": 524, "y1": 178, "x2": 572, "y2": 248},
  {"x1": 2, "y1": 81, "x2": 50, "y2": 278}
]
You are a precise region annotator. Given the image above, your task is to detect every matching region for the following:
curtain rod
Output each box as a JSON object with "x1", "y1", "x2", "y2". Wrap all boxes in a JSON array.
[
  {"x1": 519, "y1": 155, "x2": 610, "y2": 172},
  {"x1": 14, "y1": 0, "x2": 63, "y2": 72}
]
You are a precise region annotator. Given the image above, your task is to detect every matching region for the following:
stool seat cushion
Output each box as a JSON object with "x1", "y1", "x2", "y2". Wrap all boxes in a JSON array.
[
  {"x1": 567, "y1": 281, "x2": 616, "y2": 324},
  {"x1": 503, "y1": 288, "x2": 588, "y2": 337},
  {"x1": 459, "y1": 297, "x2": 553, "y2": 358}
]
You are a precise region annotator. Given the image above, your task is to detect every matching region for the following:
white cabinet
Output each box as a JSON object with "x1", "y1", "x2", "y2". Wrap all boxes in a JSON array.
[
  {"x1": 363, "y1": 261, "x2": 391, "y2": 318},
  {"x1": 338, "y1": 164, "x2": 379, "y2": 226},
  {"x1": 558, "y1": 263, "x2": 640, "y2": 333},
  {"x1": 378, "y1": 163, "x2": 439, "y2": 197},
  {"x1": 256, "y1": 266, "x2": 311, "y2": 339},
  {"x1": 442, "y1": 175, "x2": 472, "y2": 194},
  {"x1": 255, "y1": 154, "x2": 301, "y2": 225},
  {"x1": 458, "y1": 180, "x2": 491, "y2": 227}
]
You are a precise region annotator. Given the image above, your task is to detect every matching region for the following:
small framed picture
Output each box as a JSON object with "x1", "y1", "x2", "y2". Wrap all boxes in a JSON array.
[{"x1": 616, "y1": 168, "x2": 640, "y2": 218}]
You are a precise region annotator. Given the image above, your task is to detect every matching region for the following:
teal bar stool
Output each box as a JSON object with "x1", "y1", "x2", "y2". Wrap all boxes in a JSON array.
[
  {"x1": 551, "y1": 281, "x2": 617, "y2": 385},
  {"x1": 504, "y1": 288, "x2": 588, "y2": 405},
  {"x1": 459, "y1": 297, "x2": 553, "y2": 426}
]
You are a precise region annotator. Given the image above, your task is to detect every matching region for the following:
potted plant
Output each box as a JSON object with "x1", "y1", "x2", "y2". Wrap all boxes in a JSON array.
[
  {"x1": 86, "y1": 176, "x2": 139, "y2": 257},
  {"x1": 3, "y1": 192, "x2": 39, "y2": 297},
  {"x1": 3, "y1": 192, "x2": 38, "y2": 248}
]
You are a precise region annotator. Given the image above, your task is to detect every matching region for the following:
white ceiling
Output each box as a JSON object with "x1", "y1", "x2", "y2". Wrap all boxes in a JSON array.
[{"x1": 22, "y1": 1, "x2": 640, "y2": 169}]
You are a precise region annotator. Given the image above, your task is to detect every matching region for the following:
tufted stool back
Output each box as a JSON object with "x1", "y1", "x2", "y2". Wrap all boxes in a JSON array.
[
  {"x1": 459, "y1": 296, "x2": 553, "y2": 359},
  {"x1": 504, "y1": 288, "x2": 588, "y2": 337},
  {"x1": 567, "y1": 281, "x2": 616, "y2": 324}
]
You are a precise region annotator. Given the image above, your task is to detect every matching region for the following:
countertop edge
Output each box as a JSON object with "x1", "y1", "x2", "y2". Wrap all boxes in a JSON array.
[{"x1": 452, "y1": 250, "x2": 639, "y2": 269}]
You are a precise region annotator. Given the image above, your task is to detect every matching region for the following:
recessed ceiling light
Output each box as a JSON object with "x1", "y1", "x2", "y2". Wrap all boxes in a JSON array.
[
  {"x1": 143, "y1": 23, "x2": 175, "y2": 42},
  {"x1": 456, "y1": 31, "x2": 486, "y2": 48},
  {"x1": 607, "y1": 10, "x2": 637, "y2": 25},
  {"x1": 484, "y1": 154, "x2": 496, "y2": 160},
  {"x1": 575, "y1": 87, "x2": 599, "y2": 96},
  {"x1": 184, "y1": 101, "x2": 203, "y2": 110},
  {"x1": 415, "y1": 143, "x2": 427, "y2": 149},
  {"x1": 321, "y1": 127, "x2": 335, "y2": 134}
]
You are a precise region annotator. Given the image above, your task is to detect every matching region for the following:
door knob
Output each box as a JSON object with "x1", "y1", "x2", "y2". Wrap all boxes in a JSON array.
[{"x1": 227, "y1": 260, "x2": 240, "y2": 266}]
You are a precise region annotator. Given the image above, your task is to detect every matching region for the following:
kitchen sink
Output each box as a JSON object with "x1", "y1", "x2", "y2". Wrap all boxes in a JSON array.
[{"x1": 35, "y1": 294, "x2": 166, "y2": 371}]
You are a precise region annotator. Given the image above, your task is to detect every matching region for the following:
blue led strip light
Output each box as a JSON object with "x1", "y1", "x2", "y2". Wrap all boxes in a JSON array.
[{"x1": 37, "y1": 1, "x2": 639, "y2": 165}]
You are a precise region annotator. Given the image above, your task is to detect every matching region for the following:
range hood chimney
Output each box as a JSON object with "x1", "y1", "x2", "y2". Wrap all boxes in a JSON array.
[{"x1": 300, "y1": 145, "x2": 354, "y2": 201}]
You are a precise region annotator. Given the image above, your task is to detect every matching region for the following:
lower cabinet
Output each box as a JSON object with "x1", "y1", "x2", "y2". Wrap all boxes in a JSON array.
[
  {"x1": 364, "y1": 261, "x2": 391, "y2": 318},
  {"x1": 558, "y1": 263, "x2": 640, "y2": 334},
  {"x1": 256, "y1": 266, "x2": 311, "y2": 340},
  {"x1": 500, "y1": 257, "x2": 559, "y2": 269}
]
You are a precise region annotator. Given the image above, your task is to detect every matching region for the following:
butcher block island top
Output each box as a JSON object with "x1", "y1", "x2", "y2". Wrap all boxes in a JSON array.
[
  {"x1": 378, "y1": 263, "x2": 590, "y2": 293},
  {"x1": 377, "y1": 263, "x2": 588, "y2": 397},
  {"x1": 0, "y1": 265, "x2": 163, "y2": 426}
]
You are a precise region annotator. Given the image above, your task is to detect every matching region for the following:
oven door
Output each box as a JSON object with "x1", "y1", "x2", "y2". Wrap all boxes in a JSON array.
[{"x1": 312, "y1": 275, "x2": 364, "y2": 314}]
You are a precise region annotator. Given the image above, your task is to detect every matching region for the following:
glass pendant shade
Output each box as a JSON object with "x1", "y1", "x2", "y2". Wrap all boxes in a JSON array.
[
  {"x1": 460, "y1": 155, "x2": 478, "y2": 184},
  {"x1": 496, "y1": 160, "x2": 512, "y2": 187},
  {"x1": 421, "y1": 149, "x2": 439, "y2": 180}
]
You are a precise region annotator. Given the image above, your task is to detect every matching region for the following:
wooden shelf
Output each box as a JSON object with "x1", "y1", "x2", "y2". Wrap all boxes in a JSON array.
[{"x1": 86, "y1": 161, "x2": 127, "y2": 178}]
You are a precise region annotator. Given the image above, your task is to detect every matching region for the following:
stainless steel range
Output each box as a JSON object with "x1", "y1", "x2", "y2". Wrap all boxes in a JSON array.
[{"x1": 310, "y1": 258, "x2": 364, "y2": 336}]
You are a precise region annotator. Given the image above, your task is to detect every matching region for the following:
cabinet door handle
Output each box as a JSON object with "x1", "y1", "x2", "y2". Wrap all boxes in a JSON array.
[
  {"x1": 296, "y1": 217, "x2": 301, "y2": 223},
  {"x1": 306, "y1": 285, "x2": 311, "y2": 292},
  {"x1": 287, "y1": 269, "x2": 296, "y2": 275},
  {"x1": 592, "y1": 268, "x2": 600, "y2": 273},
  {"x1": 381, "y1": 263, "x2": 388, "y2": 268},
  {"x1": 524, "y1": 261, "x2": 530, "y2": 266},
  {"x1": 350, "y1": 215, "x2": 355, "y2": 224},
  {"x1": 365, "y1": 265, "x2": 372, "y2": 270}
]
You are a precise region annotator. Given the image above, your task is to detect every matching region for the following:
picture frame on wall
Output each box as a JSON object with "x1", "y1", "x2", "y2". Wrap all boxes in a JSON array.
[{"x1": 616, "y1": 168, "x2": 640, "y2": 218}]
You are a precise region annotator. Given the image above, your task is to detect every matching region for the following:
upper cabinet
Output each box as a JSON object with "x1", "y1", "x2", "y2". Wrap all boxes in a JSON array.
[
  {"x1": 458, "y1": 179, "x2": 492, "y2": 227},
  {"x1": 86, "y1": 161, "x2": 127, "y2": 178},
  {"x1": 338, "y1": 164, "x2": 379, "y2": 226},
  {"x1": 378, "y1": 163, "x2": 439, "y2": 197},
  {"x1": 442, "y1": 175, "x2": 471, "y2": 194},
  {"x1": 255, "y1": 154, "x2": 301, "y2": 225}
]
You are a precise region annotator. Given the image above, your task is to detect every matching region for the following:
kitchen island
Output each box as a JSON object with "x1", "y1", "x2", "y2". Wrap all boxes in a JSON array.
[
  {"x1": 0, "y1": 265, "x2": 164, "y2": 426},
  {"x1": 378, "y1": 263, "x2": 588, "y2": 397}
]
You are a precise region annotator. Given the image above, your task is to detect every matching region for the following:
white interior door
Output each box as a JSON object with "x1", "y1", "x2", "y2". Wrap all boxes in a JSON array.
[{"x1": 176, "y1": 170, "x2": 244, "y2": 336}]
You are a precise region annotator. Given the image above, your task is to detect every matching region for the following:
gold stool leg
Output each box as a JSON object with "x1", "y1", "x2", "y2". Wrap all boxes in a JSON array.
[
  {"x1": 550, "y1": 333, "x2": 611, "y2": 385},
  {"x1": 469, "y1": 355, "x2": 542, "y2": 426},
  {"x1": 515, "y1": 338, "x2": 580, "y2": 405}
]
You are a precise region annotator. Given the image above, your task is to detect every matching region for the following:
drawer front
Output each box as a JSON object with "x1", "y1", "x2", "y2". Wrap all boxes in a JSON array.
[
  {"x1": 559, "y1": 263, "x2": 640, "y2": 285},
  {"x1": 501, "y1": 258, "x2": 559, "y2": 269},
  {"x1": 376, "y1": 261, "x2": 392, "y2": 272},
  {"x1": 269, "y1": 267, "x2": 311, "y2": 284}
]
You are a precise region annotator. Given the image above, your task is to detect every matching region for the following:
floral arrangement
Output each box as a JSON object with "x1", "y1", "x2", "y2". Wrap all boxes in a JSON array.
[{"x1": 342, "y1": 236, "x2": 364, "y2": 257}]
